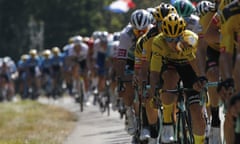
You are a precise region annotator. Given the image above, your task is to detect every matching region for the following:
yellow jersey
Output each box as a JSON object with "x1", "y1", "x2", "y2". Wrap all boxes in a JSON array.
[
  {"x1": 134, "y1": 26, "x2": 159, "y2": 69},
  {"x1": 218, "y1": 0, "x2": 240, "y2": 53},
  {"x1": 199, "y1": 12, "x2": 221, "y2": 51},
  {"x1": 151, "y1": 30, "x2": 198, "y2": 72}
]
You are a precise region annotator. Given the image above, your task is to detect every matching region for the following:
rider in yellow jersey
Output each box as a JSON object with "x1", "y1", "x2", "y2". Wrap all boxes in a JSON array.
[
  {"x1": 134, "y1": 3, "x2": 177, "y2": 143},
  {"x1": 217, "y1": 0, "x2": 240, "y2": 143},
  {"x1": 150, "y1": 13, "x2": 205, "y2": 144},
  {"x1": 195, "y1": 1, "x2": 222, "y2": 143},
  {"x1": 218, "y1": 0, "x2": 240, "y2": 92}
]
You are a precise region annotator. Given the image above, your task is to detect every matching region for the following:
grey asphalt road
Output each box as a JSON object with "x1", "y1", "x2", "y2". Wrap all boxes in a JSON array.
[
  {"x1": 38, "y1": 95, "x2": 226, "y2": 144},
  {"x1": 38, "y1": 96, "x2": 132, "y2": 144}
]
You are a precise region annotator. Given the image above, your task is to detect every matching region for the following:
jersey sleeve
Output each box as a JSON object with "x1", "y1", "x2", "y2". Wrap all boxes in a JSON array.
[
  {"x1": 117, "y1": 32, "x2": 132, "y2": 59},
  {"x1": 181, "y1": 30, "x2": 198, "y2": 61}
]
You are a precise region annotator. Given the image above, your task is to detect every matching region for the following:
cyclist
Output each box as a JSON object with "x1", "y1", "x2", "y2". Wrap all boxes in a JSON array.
[
  {"x1": 50, "y1": 47, "x2": 64, "y2": 98},
  {"x1": 217, "y1": 0, "x2": 240, "y2": 143},
  {"x1": 25, "y1": 49, "x2": 41, "y2": 99},
  {"x1": 62, "y1": 35, "x2": 81, "y2": 96},
  {"x1": 65, "y1": 35, "x2": 89, "y2": 102},
  {"x1": 115, "y1": 9, "x2": 152, "y2": 142},
  {"x1": 150, "y1": 13, "x2": 205, "y2": 143},
  {"x1": 17, "y1": 54, "x2": 29, "y2": 99},
  {"x1": 134, "y1": 3, "x2": 178, "y2": 143},
  {"x1": 0, "y1": 57, "x2": 16, "y2": 101},
  {"x1": 92, "y1": 31, "x2": 110, "y2": 106},
  {"x1": 194, "y1": 1, "x2": 222, "y2": 143},
  {"x1": 40, "y1": 49, "x2": 53, "y2": 97}
]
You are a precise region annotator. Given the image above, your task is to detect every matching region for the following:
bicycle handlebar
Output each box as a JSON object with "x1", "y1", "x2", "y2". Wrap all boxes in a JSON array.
[
  {"x1": 204, "y1": 81, "x2": 219, "y2": 88},
  {"x1": 159, "y1": 88, "x2": 195, "y2": 94}
]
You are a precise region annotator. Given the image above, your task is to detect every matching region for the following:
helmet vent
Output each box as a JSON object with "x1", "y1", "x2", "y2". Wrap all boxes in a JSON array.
[{"x1": 174, "y1": 24, "x2": 178, "y2": 35}]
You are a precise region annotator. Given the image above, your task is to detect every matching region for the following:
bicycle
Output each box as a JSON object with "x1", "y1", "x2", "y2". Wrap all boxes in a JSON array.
[
  {"x1": 199, "y1": 81, "x2": 219, "y2": 144},
  {"x1": 75, "y1": 76, "x2": 84, "y2": 112},
  {"x1": 99, "y1": 79, "x2": 111, "y2": 116},
  {"x1": 117, "y1": 77, "x2": 131, "y2": 119},
  {"x1": 159, "y1": 84, "x2": 194, "y2": 144},
  {"x1": 132, "y1": 81, "x2": 149, "y2": 144}
]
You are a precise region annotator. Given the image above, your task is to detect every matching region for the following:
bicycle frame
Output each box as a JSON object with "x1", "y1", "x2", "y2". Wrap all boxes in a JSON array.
[{"x1": 160, "y1": 87, "x2": 195, "y2": 144}]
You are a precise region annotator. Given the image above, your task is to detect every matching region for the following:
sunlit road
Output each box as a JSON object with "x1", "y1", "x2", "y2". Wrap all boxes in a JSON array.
[
  {"x1": 38, "y1": 95, "x2": 226, "y2": 144},
  {"x1": 38, "y1": 96, "x2": 132, "y2": 144}
]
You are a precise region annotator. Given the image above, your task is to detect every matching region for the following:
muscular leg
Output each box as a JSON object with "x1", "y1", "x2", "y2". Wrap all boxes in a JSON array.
[
  {"x1": 207, "y1": 66, "x2": 221, "y2": 130},
  {"x1": 161, "y1": 69, "x2": 179, "y2": 124}
]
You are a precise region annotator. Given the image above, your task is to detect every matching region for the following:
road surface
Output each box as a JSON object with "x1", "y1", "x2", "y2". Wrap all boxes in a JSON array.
[{"x1": 38, "y1": 96, "x2": 132, "y2": 144}]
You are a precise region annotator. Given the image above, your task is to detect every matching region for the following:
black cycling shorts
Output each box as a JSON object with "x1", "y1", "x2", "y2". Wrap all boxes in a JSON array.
[
  {"x1": 206, "y1": 46, "x2": 220, "y2": 71},
  {"x1": 162, "y1": 61, "x2": 199, "y2": 104}
]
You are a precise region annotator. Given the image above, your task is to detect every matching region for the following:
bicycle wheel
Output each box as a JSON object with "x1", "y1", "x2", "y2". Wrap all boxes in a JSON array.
[
  {"x1": 79, "y1": 80, "x2": 84, "y2": 112},
  {"x1": 107, "y1": 90, "x2": 110, "y2": 116},
  {"x1": 176, "y1": 111, "x2": 193, "y2": 144}
]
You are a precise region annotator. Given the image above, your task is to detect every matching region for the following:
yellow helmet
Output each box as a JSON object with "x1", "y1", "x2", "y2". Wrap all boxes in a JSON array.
[
  {"x1": 161, "y1": 13, "x2": 186, "y2": 38},
  {"x1": 29, "y1": 49, "x2": 37, "y2": 57},
  {"x1": 43, "y1": 49, "x2": 51, "y2": 58},
  {"x1": 21, "y1": 54, "x2": 29, "y2": 61},
  {"x1": 153, "y1": 3, "x2": 177, "y2": 22},
  {"x1": 52, "y1": 47, "x2": 60, "y2": 54}
]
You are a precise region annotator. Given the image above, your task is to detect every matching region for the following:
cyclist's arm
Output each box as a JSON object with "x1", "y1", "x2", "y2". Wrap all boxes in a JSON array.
[
  {"x1": 134, "y1": 37, "x2": 145, "y2": 87},
  {"x1": 149, "y1": 39, "x2": 163, "y2": 97},
  {"x1": 181, "y1": 30, "x2": 200, "y2": 75},
  {"x1": 219, "y1": 52, "x2": 233, "y2": 80},
  {"x1": 116, "y1": 31, "x2": 132, "y2": 80},
  {"x1": 196, "y1": 35, "x2": 208, "y2": 77}
]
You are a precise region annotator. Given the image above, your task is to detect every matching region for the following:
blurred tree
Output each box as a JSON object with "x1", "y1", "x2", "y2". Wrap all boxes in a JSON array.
[{"x1": 0, "y1": 0, "x2": 157, "y2": 61}]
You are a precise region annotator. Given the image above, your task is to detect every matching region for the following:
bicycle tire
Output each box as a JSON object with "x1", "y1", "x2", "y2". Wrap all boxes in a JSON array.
[
  {"x1": 176, "y1": 111, "x2": 194, "y2": 144},
  {"x1": 107, "y1": 90, "x2": 110, "y2": 116},
  {"x1": 79, "y1": 80, "x2": 84, "y2": 112}
]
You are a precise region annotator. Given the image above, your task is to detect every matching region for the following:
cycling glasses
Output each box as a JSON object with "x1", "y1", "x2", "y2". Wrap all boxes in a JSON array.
[
  {"x1": 164, "y1": 36, "x2": 182, "y2": 43},
  {"x1": 133, "y1": 28, "x2": 148, "y2": 36}
]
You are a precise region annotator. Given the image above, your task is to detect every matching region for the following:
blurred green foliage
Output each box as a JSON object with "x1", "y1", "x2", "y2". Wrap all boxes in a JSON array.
[{"x1": 0, "y1": 0, "x2": 160, "y2": 61}]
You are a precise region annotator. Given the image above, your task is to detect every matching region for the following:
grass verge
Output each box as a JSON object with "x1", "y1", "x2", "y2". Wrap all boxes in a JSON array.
[{"x1": 0, "y1": 100, "x2": 77, "y2": 144}]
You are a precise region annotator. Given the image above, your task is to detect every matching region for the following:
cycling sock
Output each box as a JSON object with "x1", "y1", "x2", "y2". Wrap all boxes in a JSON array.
[
  {"x1": 211, "y1": 106, "x2": 220, "y2": 127},
  {"x1": 194, "y1": 134, "x2": 204, "y2": 144},
  {"x1": 149, "y1": 119, "x2": 159, "y2": 138},
  {"x1": 162, "y1": 103, "x2": 174, "y2": 123}
]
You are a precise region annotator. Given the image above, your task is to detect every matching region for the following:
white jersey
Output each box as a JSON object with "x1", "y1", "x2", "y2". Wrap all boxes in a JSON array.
[
  {"x1": 108, "y1": 40, "x2": 120, "y2": 58},
  {"x1": 117, "y1": 24, "x2": 138, "y2": 61},
  {"x1": 67, "y1": 42, "x2": 89, "y2": 61},
  {"x1": 186, "y1": 14, "x2": 202, "y2": 34},
  {"x1": 94, "y1": 38, "x2": 107, "y2": 54},
  {"x1": 63, "y1": 43, "x2": 74, "y2": 53}
]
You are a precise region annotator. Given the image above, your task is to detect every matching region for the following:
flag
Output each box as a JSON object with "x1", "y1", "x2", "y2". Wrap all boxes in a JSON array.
[{"x1": 105, "y1": 0, "x2": 136, "y2": 13}]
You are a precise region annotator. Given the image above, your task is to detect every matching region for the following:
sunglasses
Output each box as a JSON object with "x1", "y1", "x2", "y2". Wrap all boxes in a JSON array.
[
  {"x1": 133, "y1": 28, "x2": 148, "y2": 36},
  {"x1": 164, "y1": 36, "x2": 182, "y2": 43}
]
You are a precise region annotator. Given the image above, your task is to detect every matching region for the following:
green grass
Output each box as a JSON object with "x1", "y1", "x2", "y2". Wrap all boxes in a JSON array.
[{"x1": 0, "y1": 100, "x2": 77, "y2": 144}]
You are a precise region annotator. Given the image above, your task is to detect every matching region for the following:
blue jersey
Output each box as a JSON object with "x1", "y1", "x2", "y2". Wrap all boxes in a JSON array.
[
  {"x1": 50, "y1": 54, "x2": 64, "y2": 72},
  {"x1": 41, "y1": 57, "x2": 52, "y2": 75},
  {"x1": 25, "y1": 57, "x2": 41, "y2": 76}
]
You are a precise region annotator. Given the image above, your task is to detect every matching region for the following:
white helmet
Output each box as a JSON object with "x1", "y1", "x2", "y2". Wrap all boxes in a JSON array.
[
  {"x1": 69, "y1": 35, "x2": 83, "y2": 44},
  {"x1": 99, "y1": 31, "x2": 108, "y2": 42},
  {"x1": 196, "y1": 1, "x2": 216, "y2": 17},
  {"x1": 146, "y1": 7, "x2": 157, "y2": 24},
  {"x1": 130, "y1": 9, "x2": 151, "y2": 30}
]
